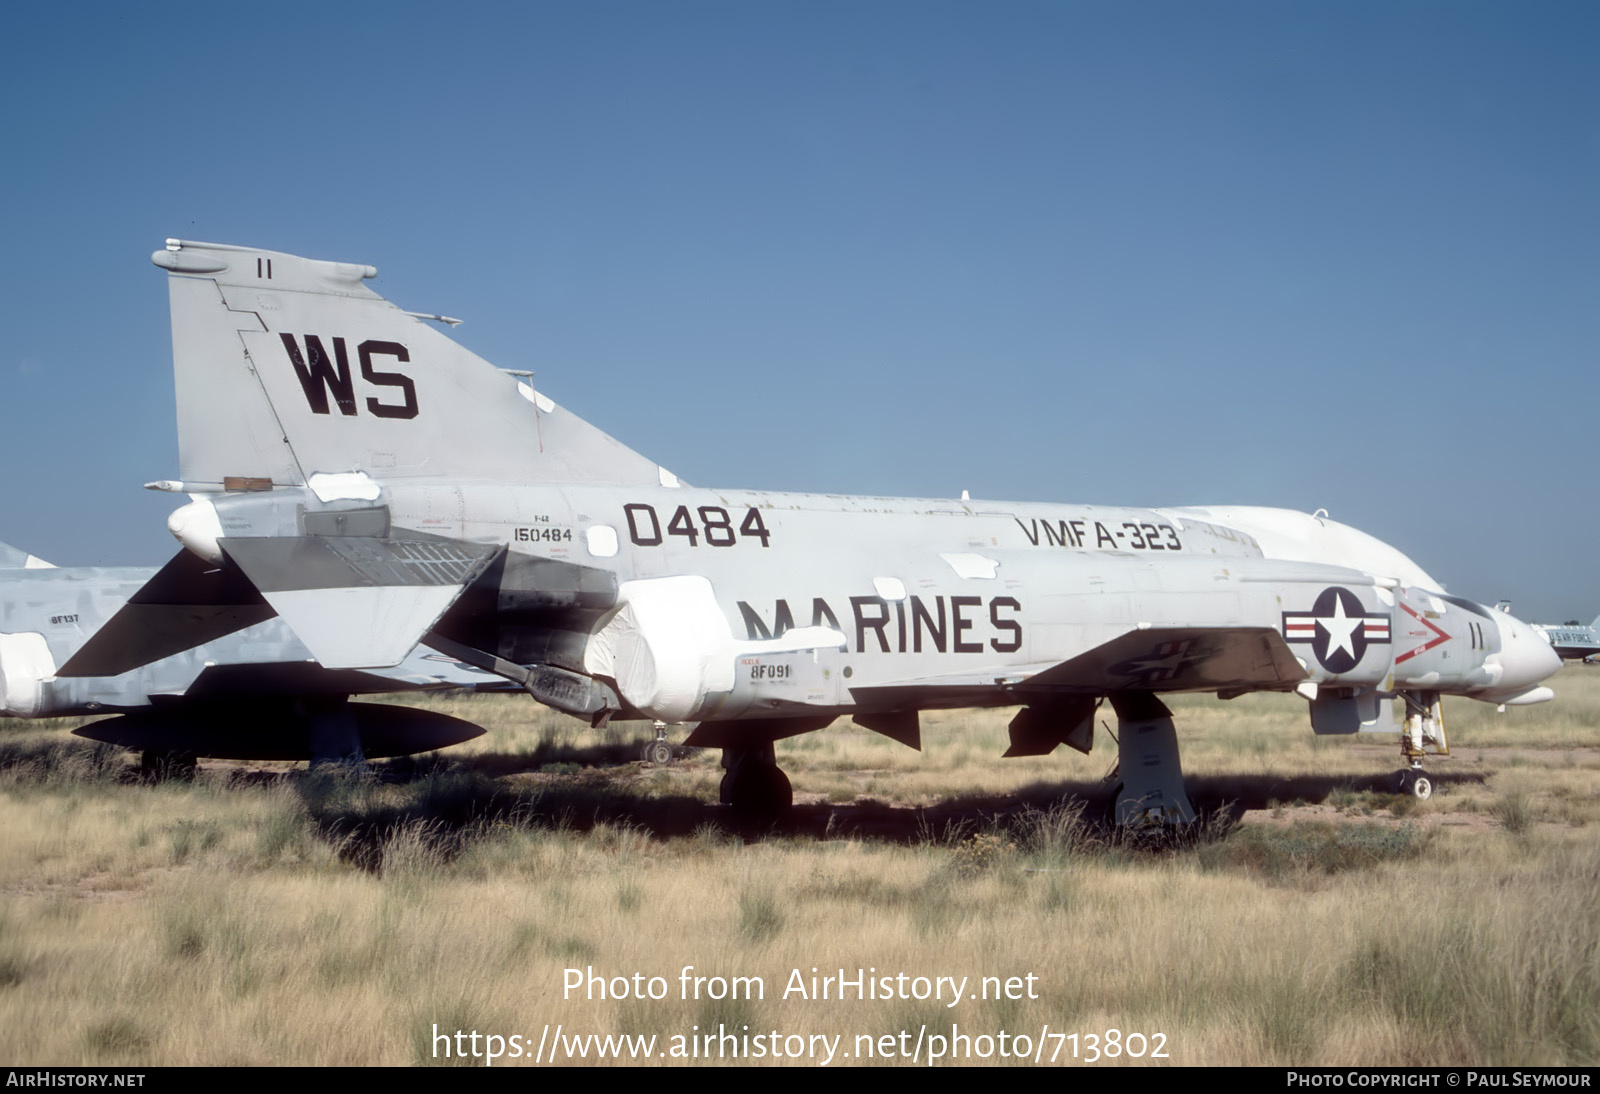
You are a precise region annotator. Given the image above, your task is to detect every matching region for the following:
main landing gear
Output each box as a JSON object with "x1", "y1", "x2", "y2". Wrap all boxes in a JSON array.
[
  {"x1": 1106, "y1": 693, "x2": 1198, "y2": 827},
  {"x1": 1005, "y1": 692, "x2": 1198, "y2": 828},
  {"x1": 641, "y1": 721, "x2": 675, "y2": 766},
  {"x1": 719, "y1": 742, "x2": 792, "y2": 827},
  {"x1": 680, "y1": 716, "x2": 832, "y2": 827},
  {"x1": 1394, "y1": 691, "x2": 1446, "y2": 802}
]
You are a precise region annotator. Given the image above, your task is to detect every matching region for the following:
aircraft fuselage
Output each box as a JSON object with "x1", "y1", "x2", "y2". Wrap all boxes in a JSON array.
[{"x1": 178, "y1": 480, "x2": 1557, "y2": 728}]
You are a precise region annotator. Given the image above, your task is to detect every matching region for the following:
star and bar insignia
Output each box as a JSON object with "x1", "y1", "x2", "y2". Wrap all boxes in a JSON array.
[
  {"x1": 1108, "y1": 637, "x2": 1202, "y2": 686},
  {"x1": 1282, "y1": 586, "x2": 1391, "y2": 673}
]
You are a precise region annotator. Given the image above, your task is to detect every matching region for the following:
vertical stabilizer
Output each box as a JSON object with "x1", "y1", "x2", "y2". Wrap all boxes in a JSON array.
[{"x1": 153, "y1": 239, "x2": 671, "y2": 488}]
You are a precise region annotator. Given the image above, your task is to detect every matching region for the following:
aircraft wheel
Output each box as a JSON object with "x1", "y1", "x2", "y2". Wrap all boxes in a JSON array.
[
  {"x1": 642, "y1": 739, "x2": 674, "y2": 766},
  {"x1": 1395, "y1": 769, "x2": 1433, "y2": 800},
  {"x1": 725, "y1": 761, "x2": 792, "y2": 826}
]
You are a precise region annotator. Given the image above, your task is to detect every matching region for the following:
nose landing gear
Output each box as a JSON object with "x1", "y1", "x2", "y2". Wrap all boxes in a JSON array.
[
  {"x1": 1396, "y1": 768, "x2": 1433, "y2": 800},
  {"x1": 1394, "y1": 691, "x2": 1446, "y2": 801}
]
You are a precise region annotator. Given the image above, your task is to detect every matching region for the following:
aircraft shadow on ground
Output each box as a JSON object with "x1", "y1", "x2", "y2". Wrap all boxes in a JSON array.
[
  {"x1": 431, "y1": 738, "x2": 661, "y2": 777},
  {"x1": 0, "y1": 733, "x2": 1475, "y2": 873},
  {"x1": 290, "y1": 753, "x2": 1481, "y2": 871}
]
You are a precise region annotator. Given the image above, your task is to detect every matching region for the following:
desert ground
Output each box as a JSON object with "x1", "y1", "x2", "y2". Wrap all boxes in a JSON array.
[{"x1": 2, "y1": 665, "x2": 1596, "y2": 1066}]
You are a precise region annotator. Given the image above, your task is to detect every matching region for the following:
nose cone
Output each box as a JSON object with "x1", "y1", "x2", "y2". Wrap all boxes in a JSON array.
[{"x1": 1492, "y1": 608, "x2": 1563, "y2": 694}]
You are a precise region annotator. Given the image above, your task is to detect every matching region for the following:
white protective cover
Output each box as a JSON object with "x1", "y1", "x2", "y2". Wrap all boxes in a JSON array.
[
  {"x1": 0, "y1": 632, "x2": 56, "y2": 717},
  {"x1": 584, "y1": 576, "x2": 734, "y2": 722},
  {"x1": 583, "y1": 576, "x2": 844, "y2": 721}
]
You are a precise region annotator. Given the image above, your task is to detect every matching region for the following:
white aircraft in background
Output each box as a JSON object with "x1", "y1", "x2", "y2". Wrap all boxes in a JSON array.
[
  {"x1": 0, "y1": 540, "x2": 499, "y2": 770},
  {"x1": 1532, "y1": 615, "x2": 1600, "y2": 662}
]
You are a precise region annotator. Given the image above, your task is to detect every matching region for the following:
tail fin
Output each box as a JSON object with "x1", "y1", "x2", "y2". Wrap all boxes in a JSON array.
[
  {"x1": 0, "y1": 542, "x2": 53, "y2": 570},
  {"x1": 153, "y1": 239, "x2": 674, "y2": 489}
]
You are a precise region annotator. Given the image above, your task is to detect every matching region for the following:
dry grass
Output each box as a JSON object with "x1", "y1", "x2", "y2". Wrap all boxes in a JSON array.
[{"x1": 1, "y1": 664, "x2": 1597, "y2": 1066}]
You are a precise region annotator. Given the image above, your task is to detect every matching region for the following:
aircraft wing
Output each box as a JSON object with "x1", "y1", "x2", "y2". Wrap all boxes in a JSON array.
[
  {"x1": 1023, "y1": 625, "x2": 1307, "y2": 692},
  {"x1": 852, "y1": 625, "x2": 1307, "y2": 705}
]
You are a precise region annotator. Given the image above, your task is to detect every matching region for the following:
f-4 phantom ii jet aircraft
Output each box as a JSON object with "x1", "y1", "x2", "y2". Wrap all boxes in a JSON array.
[
  {"x1": 43, "y1": 239, "x2": 1562, "y2": 822},
  {"x1": 0, "y1": 540, "x2": 501, "y2": 768}
]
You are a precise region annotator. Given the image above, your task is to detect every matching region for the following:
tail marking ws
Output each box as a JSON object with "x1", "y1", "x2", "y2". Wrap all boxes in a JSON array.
[{"x1": 278, "y1": 334, "x2": 418, "y2": 420}]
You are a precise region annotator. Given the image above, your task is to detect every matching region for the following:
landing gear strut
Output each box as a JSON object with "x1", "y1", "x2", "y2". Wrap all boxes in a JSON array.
[
  {"x1": 719, "y1": 742, "x2": 792, "y2": 826},
  {"x1": 1394, "y1": 691, "x2": 1446, "y2": 802},
  {"x1": 1108, "y1": 693, "x2": 1197, "y2": 826}
]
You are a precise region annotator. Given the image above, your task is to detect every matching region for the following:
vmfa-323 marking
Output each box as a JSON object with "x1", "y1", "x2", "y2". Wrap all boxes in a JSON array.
[{"x1": 46, "y1": 239, "x2": 1560, "y2": 824}]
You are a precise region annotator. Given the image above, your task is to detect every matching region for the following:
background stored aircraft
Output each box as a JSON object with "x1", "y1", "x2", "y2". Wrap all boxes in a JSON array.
[
  {"x1": 1532, "y1": 616, "x2": 1600, "y2": 662},
  {"x1": 0, "y1": 540, "x2": 499, "y2": 769}
]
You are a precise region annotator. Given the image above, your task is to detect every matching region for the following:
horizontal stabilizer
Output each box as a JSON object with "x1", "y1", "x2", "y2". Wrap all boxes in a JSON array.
[
  {"x1": 222, "y1": 536, "x2": 501, "y2": 669},
  {"x1": 58, "y1": 550, "x2": 274, "y2": 677}
]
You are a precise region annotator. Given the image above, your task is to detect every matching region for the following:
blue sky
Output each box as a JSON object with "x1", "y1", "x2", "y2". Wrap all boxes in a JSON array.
[{"x1": 2, "y1": 2, "x2": 1595, "y2": 620}]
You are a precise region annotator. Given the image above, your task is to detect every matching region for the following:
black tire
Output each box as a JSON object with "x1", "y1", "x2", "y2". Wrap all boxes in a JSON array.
[
  {"x1": 643, "y1": 740, "x2": 673, "y2": 765},
  {"x1": 726, "y1": 762, "x2": 792, "y2": 826}
]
